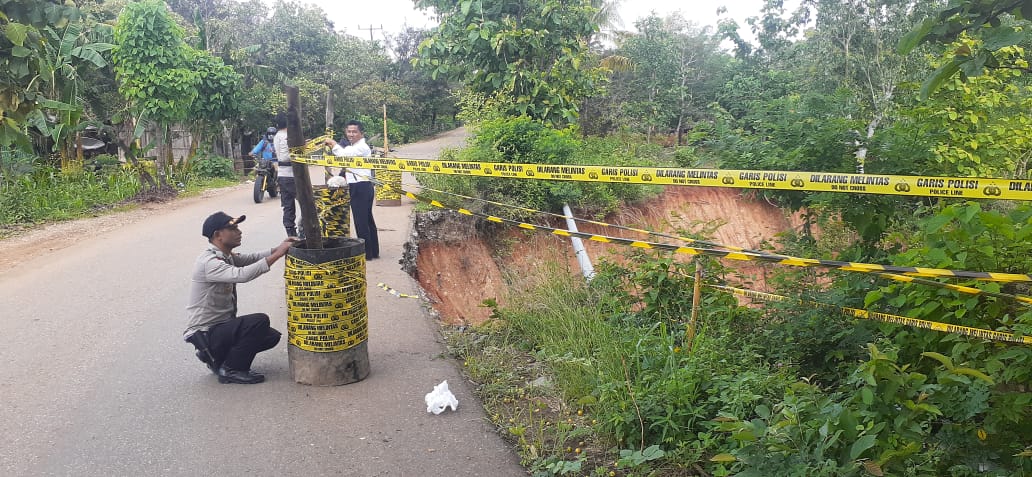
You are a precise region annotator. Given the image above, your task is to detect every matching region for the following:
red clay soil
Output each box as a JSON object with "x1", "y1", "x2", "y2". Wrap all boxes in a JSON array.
[{"x1": 414, "y1": 186, "x2": 799, "y2": 325}]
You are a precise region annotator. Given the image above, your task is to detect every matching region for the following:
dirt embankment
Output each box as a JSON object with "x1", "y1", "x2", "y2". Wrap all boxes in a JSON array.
[{"x1": 410, "y1": 186, "x2": 801, "y2": 325}]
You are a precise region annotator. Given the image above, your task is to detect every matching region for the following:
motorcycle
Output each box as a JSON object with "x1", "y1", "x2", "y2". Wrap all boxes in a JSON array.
[{"x1": 252, "y1": 157, "x2": 279, "y2": 203}]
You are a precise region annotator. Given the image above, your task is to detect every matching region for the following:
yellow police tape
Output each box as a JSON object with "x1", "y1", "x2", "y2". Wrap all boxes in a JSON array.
[
  {"x1": 377, "y1": 282, "x2": 419, "y2": 298},
  {"x1": 284, "y1": 253, "x2": 368, "y2": 352},
  {"x1": 382, "y1": 182, "x2": 1032, "y2": 283},
  {"x1": 708, "y1": 284, "x2": 1032, "y2": 345},
  {"x1": 375, "y1": 170, "x2": 403, "y2": 202},
  {"x1": 405, "y1": 180, "x2": 1032, "y2": 304},
  {"x1": 290, "y1": 155, "x2": 1032, "y2": 201},
  {"x1": 315, "y1": 186, "x2": 350, "y2": 238},
  {"x1": 875, "y1": 273, "x2": 1032, "y2": 305}
]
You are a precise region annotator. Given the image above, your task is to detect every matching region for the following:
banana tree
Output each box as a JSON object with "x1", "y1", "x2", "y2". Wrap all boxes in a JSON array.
[
  {"x1": 1, "y1": 0, "x2": 110, "y2": 157},
  {"x1": 33, "y1": 21, "x2": 113, "y2": 169}
]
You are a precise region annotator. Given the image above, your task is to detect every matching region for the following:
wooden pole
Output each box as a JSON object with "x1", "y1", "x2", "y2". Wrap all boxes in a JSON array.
[
  {"x1": 286, "y1": 84, "x2": 323, "y2": 248},
  {"x1": 325, "y1": 90, "x2": 334, "y2": 130},
  {"x1": 324, "y1": 90, "x2": 335, "y2": 180},
  {"x1": 382, "y1": 103, "x2": 388, "y2": 156},
  {"x1": 286, "y1": 89, "x2": 370, "y2": 386}
]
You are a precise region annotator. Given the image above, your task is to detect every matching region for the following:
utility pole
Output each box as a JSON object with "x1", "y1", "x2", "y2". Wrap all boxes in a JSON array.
[{"x1": 357, "y1": 24, "x2": 383, "y2": 42}]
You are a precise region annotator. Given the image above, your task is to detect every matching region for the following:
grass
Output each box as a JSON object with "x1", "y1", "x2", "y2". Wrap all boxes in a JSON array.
[
  {"x1": 443, "y1": 260, "x2": 636, "y2": 476},
  {"x1": 0, "y1": 156, "x2": 246, "y2": 235}
]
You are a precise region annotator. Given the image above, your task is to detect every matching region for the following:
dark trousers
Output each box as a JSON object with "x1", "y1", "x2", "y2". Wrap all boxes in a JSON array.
[
  {"x1": 349, "y1": 181, "x2": 379, "y2": 259},
  {"x1": 204, "y1": 314, "x2": 281, "y2": 371},
  {"x1": 278, "y1": 177, "x2": 297, "y2": 234}
]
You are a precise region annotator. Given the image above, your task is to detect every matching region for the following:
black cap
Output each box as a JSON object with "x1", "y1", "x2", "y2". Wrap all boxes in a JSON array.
[{"x1": 202, "y1": 212, "x2": 246, "y2": 239}]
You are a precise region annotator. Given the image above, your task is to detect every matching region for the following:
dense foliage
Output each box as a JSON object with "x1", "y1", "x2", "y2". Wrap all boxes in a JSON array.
[
  {"x1": 430, "y1": 1, "x2": 1032, "y2": 476},
  {"x1": 0, "y1": 0, "x2": 112, "y2": 155},
  {"x1": 450, "y1": 202, "x2": 1031, "y2": 475},
  {"x1": 414, "y1": 0, "x2": 604, "y2": 126}
]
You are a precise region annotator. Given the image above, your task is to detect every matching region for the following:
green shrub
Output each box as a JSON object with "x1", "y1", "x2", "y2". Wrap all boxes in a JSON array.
[
  {"x1": 0, "y1": 147, "x2": 37, "y2": 179},
  {"x1": 0, "y1": 163, "x2": 140, "y2": 225},
  {"x1": 673, "y1": 146, "x2": 696, "y2": 167},
  {"x1": 191, "y1": 154, "x2": 236, "y2": 180},
  {"x1": 91, "y1": 154, "x2": 121, "y2": 167}
]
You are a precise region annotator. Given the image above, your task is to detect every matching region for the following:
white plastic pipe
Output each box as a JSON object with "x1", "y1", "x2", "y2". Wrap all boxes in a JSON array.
[{"x1": 563, "y1": 203, "x2": 595, "y2": 280}]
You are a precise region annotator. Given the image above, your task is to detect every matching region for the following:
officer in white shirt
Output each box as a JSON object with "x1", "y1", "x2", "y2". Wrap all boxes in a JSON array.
[{"x1": 325, "y1": 120, "x2": 379, "y2": 259}]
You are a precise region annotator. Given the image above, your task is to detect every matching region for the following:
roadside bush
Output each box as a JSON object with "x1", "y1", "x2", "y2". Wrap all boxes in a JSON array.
[
  {"x1": 0, "y1": 163, "x2": 140, "y2": 225},
  {"x1": 854, "y1": 202, "x2": 1032, "y2": 475},
  {"x1": 0, "y1": 147, "x2": 36, "y2": 179},
  {"x1": 92, "y1": 154, "x2": 121, "y2": 167},
  {"x1": 191, "y1": 154, "x2": 236, "y2": 180},
  {"x1": 673, "y1": 146, "x2": 696, "y2": 167}
]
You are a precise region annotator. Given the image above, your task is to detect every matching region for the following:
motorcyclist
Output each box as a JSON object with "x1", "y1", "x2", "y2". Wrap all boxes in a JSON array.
[{"x1": 249, "y1": 126, "x2": 278, "y2": 165}]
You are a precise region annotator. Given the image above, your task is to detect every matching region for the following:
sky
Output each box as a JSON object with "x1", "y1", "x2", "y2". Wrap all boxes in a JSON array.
[{"x1": 275, "y1": 0, "x2": 770, "y2": 41}]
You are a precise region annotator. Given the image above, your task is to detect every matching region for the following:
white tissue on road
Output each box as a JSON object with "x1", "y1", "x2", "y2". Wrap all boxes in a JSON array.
[{"x1": 424, "y1": 380, "x2": 459, "y2": 414}]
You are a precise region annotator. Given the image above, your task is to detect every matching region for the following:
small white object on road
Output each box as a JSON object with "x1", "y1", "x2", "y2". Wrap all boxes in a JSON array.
[{"x1": 424, "y1": 380, "x2": 459, "y2": 414}]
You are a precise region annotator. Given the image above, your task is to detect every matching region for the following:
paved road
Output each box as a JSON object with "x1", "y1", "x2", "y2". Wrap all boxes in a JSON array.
[{"x1": 0, "y1": 128, "x2": 525, "y2": 476}]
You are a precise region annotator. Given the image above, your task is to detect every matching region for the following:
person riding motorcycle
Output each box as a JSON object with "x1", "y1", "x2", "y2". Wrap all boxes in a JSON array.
[
  {"x1": 250, "y1": 126, "x2": 278, "y2": 164},
  {"x1": 249, "y1": 127, "x2": 279, "y2": 202}
]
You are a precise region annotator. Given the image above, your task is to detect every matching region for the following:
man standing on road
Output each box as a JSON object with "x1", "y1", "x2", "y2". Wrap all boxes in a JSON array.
[
  {"x1": 184, "y1": 212, "x2": 297, "y2": 384},
  {"x1": 273, "y1": 114, "x2": 298, "y2": 237},
  {"x1": 325, "y1": 120, "x2": 379, "y2": 259}
]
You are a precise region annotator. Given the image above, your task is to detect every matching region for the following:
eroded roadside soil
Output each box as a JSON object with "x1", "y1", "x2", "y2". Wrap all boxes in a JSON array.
[{"x1": 409, "y1": 186, "x2": 801, "y2": 325}]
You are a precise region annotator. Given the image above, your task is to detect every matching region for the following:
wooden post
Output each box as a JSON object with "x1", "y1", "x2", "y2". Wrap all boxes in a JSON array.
[
  {"x1": 376, "y1": 103, "x2": 403, "y2": 206},
  {"x1": 325, "y1": 90, "x2": 334, "y2": 129},
  {"x1": 286, "y1": 85, "x2": 323, "y2": 248},
  {"x1": 285, "y1": 87, "x2": 370, "y2": 386},
  {"x1": 324, "y1": 90, "x2": 335, "y2": 180}
]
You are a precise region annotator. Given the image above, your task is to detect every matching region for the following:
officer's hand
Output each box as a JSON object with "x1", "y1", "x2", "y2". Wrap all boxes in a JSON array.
[{"x1": 274, "y1": 237, "x2": 296, "y2": 253}]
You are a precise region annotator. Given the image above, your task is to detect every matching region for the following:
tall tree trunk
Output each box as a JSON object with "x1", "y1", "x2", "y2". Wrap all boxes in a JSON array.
[
  {"x1": 155, "y1": 123, "x2": 169, "y2": 188},
  {"x1": 222, "y1": 121, "x2": 233, "y2": 163},
  {"x1": 186, "y1": 127, "x2": 199, "y2": 165},
  {"x1": 325, "y1": 90, "x2": 334, "y2": 132}
]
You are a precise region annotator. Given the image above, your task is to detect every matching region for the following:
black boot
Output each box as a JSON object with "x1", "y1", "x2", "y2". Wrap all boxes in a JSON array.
[{"x1": 217, "y1": 365, "x2": 265, "y2": 384}]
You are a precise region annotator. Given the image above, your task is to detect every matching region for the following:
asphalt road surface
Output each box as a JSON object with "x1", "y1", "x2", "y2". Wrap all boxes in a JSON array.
[{"x1": 0, "y1": 128, "x2": 526, "y2": 476}]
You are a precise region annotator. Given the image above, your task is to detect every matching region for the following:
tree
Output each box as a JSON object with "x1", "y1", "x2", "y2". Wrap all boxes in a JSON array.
[
  {"x1": 388, "y1": 27, "x2": 456, "y2": 134},
  {"x1": 610, "y1": 13, "x2": 725, "y2": 144},
  {"x1": 414, "y1": 0, "x2": 605, "y2": 126},
  {"x1": 897, "y1": 39, "x2": 1032, "y2": 177},
  {"x1": 801, "y1": 0, "x2": 935, "y2": 173},
  {"x1": 185, "y1": 47, "x2": 243, "y2": 161},
  {"x1": 25, "y1": 19, "x2": 114, "y2": 168},
  {"x1": 0, "y1": 0, "x2": 109, "y2": 154},
  {"x1": 113, "y1": 0, "x2": 199, "y2": 189},
  {"x1": 709, "y1": 0, "x2": 936, "y2": 244},
  {"x1": 899, "y1": 0, "x2": 1032, "y2": 97},
  {"x1": 258, "y1": 0, "x2": 336, "y2": 81}
]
